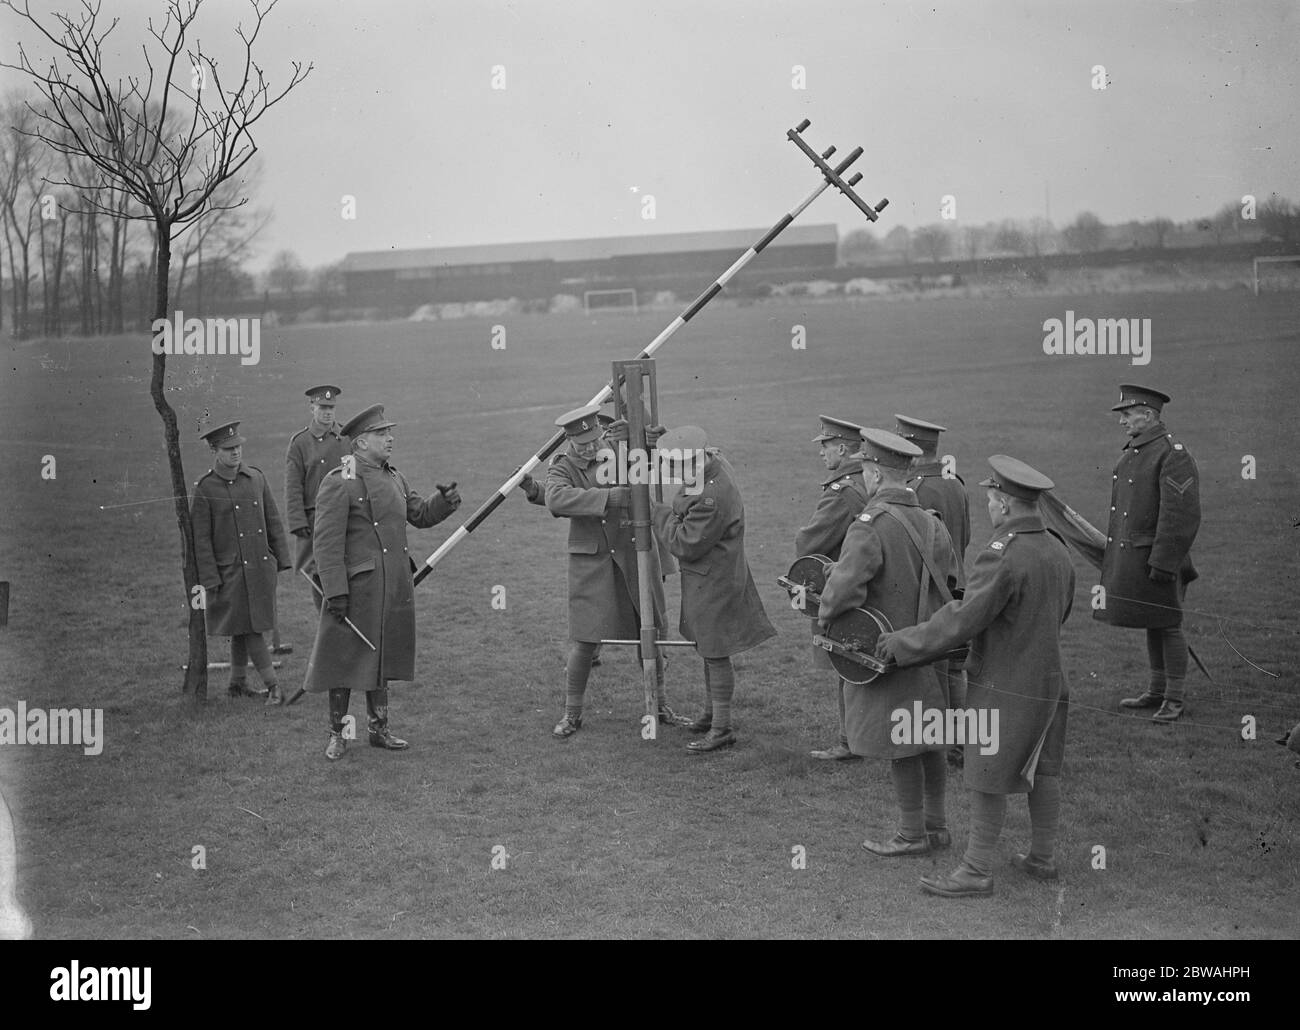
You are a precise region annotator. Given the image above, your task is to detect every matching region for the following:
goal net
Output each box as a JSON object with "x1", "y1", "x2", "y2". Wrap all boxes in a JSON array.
[
  {"x1": 583, "y1": 288, "x2": 638, "y2": 313},
  {"x1": 1253, "y1": 256, "x2": 1300, "y2": 295}
]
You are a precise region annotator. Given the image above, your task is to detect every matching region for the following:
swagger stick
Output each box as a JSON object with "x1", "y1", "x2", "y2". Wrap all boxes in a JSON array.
[
  {"x1": 297, "y1": 569, "x2": 377, "y2": 651},
  {"x1": 285, "y1": 572, "x2": 378, "y2": 705},
  {"x1": 414, "y1": 121, "x2": 887, "y2": 586}
]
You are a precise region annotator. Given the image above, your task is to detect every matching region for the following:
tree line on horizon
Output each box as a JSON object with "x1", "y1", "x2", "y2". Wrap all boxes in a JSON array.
[{"x1": 840, "y1": 198, "x2": 1300, "y2": 267}]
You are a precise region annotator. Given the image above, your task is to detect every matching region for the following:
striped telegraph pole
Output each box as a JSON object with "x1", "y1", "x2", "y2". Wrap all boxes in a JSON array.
[{"x1": 414, "y1": 120, "x2": 888, "y2": 586}]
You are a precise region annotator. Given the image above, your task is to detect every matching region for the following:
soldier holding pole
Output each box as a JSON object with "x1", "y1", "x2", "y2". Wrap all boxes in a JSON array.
[
  {"x1": 546, "y1": 404, "x2": 682, "y2": 738},
  {"x1": 652, "y1": 426, "x2": 776, "y2": 753}
]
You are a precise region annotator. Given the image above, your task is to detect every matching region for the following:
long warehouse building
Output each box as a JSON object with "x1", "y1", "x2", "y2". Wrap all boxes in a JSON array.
[{"x1": 341, "y1": 223, "x2": 838, "y2": 311}]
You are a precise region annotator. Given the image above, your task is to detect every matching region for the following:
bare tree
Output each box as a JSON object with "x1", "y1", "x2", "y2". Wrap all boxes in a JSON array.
[
  {"x1": 309, "y1": 258, "x2": 342, "y2": 318},
  {"x1": 0, "y1": 98, "x2": 47, "y2": 338},
  {"x1": 1024, "y1": 217, "x2": 1057, "y2": 258},
  {"x1": 1258, "y1": 194, "x2": 1299, "y2": 247},
  {"x1": 883, "y1": 224, "x2": 911, "y2": 263},
  {"x1": 1147, "y1": 216, "x2": 1174, "y2": 249},
  {"x1": 912, "y1": 223, "x2": 951, "y2": 264},
  {"x1": 1062, "y1": 211, "x2": 1106, "y2": 253},
  {"x1": 992, "y1": 221, "x2": 1031, "y2": 257},
  {"x1": 838, "y1": 227, "x2": 880, "y2": 266},
  {"x1": 1199, "y1": 202, "x2": 1239, "y2": 247},
  {"x1": 37, "y1": 182, "x2": 72, "y2": 335},
  {"x1": 267, "y1": 247, "x2": 303, "y2": 299},
  {"x1": 3, "y1": 0, "x2": 310, "y2": 700}
]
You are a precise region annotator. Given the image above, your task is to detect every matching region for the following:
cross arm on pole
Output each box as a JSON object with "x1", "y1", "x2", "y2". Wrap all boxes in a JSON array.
[{"x1": 787, "y1": 120, "x2": 889, "y2": 222}]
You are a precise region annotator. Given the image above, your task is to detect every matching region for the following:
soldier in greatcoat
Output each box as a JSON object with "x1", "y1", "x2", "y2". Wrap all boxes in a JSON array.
[
  {"x1": 877, "y1": 456, "x2": 1076, "y2": 898},
  {"x1": 817, "y1": 429, "x2": 959, "y2": 855},
  {"x1": 896, "y1": 413, "x2": 972, "y2": 763},
  {"x1": 301, "y1": 404, "x2": 461, "y2": 760},
  {"x1": 895, "y1": 415, "x2": 971, "y2": 581},
  {"x1": 191, "y1": 420, "x2": 293, "y2": 703},
  {"x1": 520, "y1": 416, "x2": 608, "y2": 671},
  {"x1": 545, "y1": 405, "x2": 682, "y2": 738},
  {"x1": 795, "y1": 416, "x2": 869, "y2": 761},
  {"x1": 651, "y1": 425, "x2": 776, "y2": 753},
  {"x1": 1095, "y1": 385, "x2": 1200, "y2": 723},
  {"x1": 285, "y1": 384, "x2": 349, "y2": 612}
]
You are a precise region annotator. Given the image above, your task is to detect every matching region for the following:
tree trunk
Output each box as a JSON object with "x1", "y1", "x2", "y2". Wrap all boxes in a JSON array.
[
  {"x1": 92, "y1": 221, "x2": 102, "y2": 334},
  {"x1": 4, "y1": 232, "x2": 18, "y2": 339},
  {"x1": 107, "y1": 212, "x2": 122, "y2": 334},
  {"x1": 38, "y1": 211, "x2": 48, "y2": 337},
  {"x1": 149, "y1": 221, "x2": 208, "y2": 699},
  {"x1": 18, "y1": 235, "x2": 30, "y2": 340},
  {"x1": 114, "y1": 214, "x2": 128, "y2": 333},
  {"x1": 78, "y1": 211, "x2": 90, "y2": 335},
  {"x1": 51, "y1": 216, "x2": 67, "y2": 337}
]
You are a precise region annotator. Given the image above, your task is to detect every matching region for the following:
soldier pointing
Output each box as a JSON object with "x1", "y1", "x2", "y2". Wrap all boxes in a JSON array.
[{"x1": 301, "y1": 404, "x2": 461, "y2": 760}]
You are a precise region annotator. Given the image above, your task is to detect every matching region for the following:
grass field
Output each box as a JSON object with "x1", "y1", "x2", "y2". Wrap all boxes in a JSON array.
[{"x1": 1, "y1": 289, "x2": 1298, "y2": 939}]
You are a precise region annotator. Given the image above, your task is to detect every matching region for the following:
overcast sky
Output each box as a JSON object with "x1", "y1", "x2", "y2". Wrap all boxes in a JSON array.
[{"x1": 2, "y1": 0, "x2": 1296, "y2": 270}]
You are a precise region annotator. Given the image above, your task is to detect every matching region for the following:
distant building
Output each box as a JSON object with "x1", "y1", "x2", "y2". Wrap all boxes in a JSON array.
[{"x1": 340, "y1": 224, "x2": 838, "y2": 311}]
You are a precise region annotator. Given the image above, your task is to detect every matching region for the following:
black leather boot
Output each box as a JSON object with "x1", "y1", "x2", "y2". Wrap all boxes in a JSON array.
[{"x1": 367, "y1": 688, "x2": 409, "y2": 750}]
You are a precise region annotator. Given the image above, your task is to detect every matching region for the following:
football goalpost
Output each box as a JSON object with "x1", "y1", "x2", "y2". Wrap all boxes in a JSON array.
[
  {"x1": 1253, "y1": 255, "x2": 1300, "y2": 295},
  {"x1": 583, "y1": 287, "x2": 638, "y2": 313}
]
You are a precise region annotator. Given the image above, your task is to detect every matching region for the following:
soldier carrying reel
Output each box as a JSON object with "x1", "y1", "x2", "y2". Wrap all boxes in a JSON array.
[{"x1": 779, "y1": 555, "x2": 968, "y2": 685}]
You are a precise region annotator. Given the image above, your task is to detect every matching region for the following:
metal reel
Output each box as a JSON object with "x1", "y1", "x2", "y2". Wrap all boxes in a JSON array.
[
  {"x1": 779, "y1": 553, "x2": 834, "y2": 620},
  {"x1": 818, "y1": 606, "x2": 893, "y2": 685}
]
